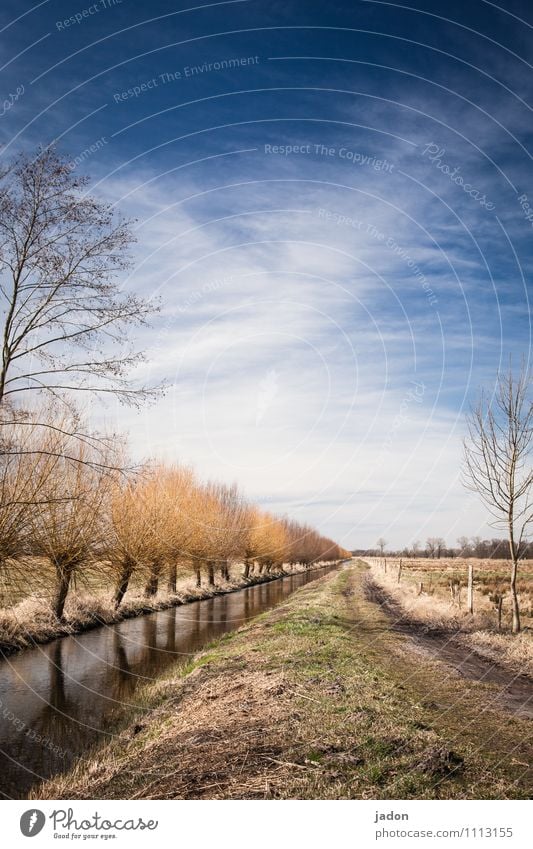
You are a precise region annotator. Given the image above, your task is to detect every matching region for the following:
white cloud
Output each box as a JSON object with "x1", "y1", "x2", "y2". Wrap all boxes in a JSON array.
[{"x1": 85, "y1": 108, "x2": 527, "y2": 549}]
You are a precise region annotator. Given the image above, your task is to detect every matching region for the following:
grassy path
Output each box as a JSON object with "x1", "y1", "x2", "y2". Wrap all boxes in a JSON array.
[{"x1": 35, "y1": 562, "x2": 533, "y2": 800}]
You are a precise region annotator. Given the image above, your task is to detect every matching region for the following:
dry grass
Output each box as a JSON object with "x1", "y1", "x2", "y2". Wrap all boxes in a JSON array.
[
  {"x1": 34, "y1": 565, "x2": 533, "y2": 800},
  {"x1": 364, "y1": 558, "x2": 533, "y2": 675},
  {"x1": 462, "y1": 631, "x2": 533, "y2": 678},
  {"x1": 366, "y1": 557, "x2": 533, "y2": 611},
  {"x1": 41, "y1": 662, "x2": 294, "y2": 800}
]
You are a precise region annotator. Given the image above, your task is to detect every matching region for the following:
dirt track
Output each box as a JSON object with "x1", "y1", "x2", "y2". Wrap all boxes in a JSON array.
[{"x1": 364, "y1": 576, "x2": 533, "y2": 720}]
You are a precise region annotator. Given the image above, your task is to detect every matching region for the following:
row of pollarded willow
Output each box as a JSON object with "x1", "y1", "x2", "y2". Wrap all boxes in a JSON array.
[
  {"x1": 0, "y1": 413, "x2": 349, "y2": 619},
  {"x1": 110, "y1": 470, "x2": 343, "y2": 608}
]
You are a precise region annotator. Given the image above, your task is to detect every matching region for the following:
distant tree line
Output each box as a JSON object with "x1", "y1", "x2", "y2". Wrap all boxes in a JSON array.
[{"x1": 354, "y1": 535, "x2": 533, "y2": 560}]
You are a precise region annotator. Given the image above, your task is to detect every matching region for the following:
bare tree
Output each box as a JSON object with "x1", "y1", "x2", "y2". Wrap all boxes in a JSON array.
[
  {"x1": 136, "y1": 470, "x2": 175, "y2": 598},
  {"x1": 435, "y1": 537, "x2": 446, "y2": 559},
  {"x1": 256, "y1": 513, "x2": 288, "y2": 572},
  {"x1": 463, "y1": 363, "x2": 533, "y2": 633},
  {"x1": 28, "y1": 437, "x2": 115, "y2": 619},
  {"x1": 471, "y1": 535, "x2": 482, "y2": 556},
  {"x1": 0, "y1": 414, "x2": 66, "y2": 578},
  {"x1": 0, "y1": 405, "x2": 128, "y2": 612},
  {"x1": 213, "y1": 482, "x2": 248, "y2": 581},
  {"x1": 376, "y1": 537, "x2": 387, "y2": 556},
  {"x1": 109, "y1": 474, "x2": 149, "y2": 608},
  {"x1": 411, "y1": 540, "x2": 421, "y2": 558},
  {"x1": 457, "y1": 536, "x2": 472, "y2": 557},
  {"x1": 426, "y1": 537, "x2": 437, "y2": 558},
  {"x1": 0, "y1": 147, "x2": 159, "y2": 411},
  {"x1": 186, "y1": 483, "x2": 217, "y2": 587},
  {"x1": 242, "y1": 505, "x2": 260, "y2": 578},
  {"x1": 163, "y1": 464, "x2": 198, "y2": 592}
]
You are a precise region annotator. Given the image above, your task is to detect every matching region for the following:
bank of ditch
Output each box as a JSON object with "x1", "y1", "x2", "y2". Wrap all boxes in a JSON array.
[
  {"x1": 34, "y1": 562, "x2": 533, "y2": 800},
  {"x1": 0, "y1": 563, "x2": 326, "y2": 657}
]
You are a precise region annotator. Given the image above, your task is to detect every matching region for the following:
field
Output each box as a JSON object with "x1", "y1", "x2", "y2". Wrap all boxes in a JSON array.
[
  {"x1": 363, "y1": 557, "x2": 533, "y2": 674},
  {"x1": 34, "y1": 564, "x2": 533, "y2": 801}
]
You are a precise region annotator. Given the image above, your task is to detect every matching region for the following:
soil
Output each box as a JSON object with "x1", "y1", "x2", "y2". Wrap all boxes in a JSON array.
[{"x1": 364, "y1": 576, "x2": 533, "y2": 720}]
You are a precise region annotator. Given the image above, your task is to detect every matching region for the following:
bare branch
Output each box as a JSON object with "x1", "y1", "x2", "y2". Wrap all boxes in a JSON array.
[{"x1": 463, "y1": 359, "x2": 533, "y2": 632}]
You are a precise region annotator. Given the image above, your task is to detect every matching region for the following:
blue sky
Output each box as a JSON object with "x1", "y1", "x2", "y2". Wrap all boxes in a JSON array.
[{"x1": 1, "y1": 0, "x2": 532, "y2": 548}]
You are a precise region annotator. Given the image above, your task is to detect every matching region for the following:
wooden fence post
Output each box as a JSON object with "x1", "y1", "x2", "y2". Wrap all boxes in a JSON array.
[
  {"x1": 450, "y1": 579, "x2": 462, "y2": 607},
  {"x1": 467, "y1": 564, "x2": 474, "y2": 614}
]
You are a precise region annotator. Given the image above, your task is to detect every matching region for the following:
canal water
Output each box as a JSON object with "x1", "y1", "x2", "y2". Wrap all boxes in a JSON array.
[{"x1": 0, "y1": 566, "x2": 336, "y2": 798}]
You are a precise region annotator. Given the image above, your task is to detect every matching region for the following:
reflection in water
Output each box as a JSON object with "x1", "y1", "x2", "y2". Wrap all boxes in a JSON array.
[
  {"x1": 0, "y1": 566, "x2": 334, "y2": 798},
  {"x1": 165, "y1": 610, "x2": 176, "y2": 653}
]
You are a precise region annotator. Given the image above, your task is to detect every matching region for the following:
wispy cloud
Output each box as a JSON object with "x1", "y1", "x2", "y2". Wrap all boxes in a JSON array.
[{"x1": 1, "y1": 0, "x2": 531, "y2": 547}]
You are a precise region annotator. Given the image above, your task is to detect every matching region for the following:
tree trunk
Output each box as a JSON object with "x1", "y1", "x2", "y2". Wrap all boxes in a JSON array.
[
  {"x1": 243, "y1": 558, "x2": 250, "y2": 579},
  {"x1": 510, "y1": 556, "x2": 521, "y2": 633},
  {"x1": 497, "y1": 595, "x2": 503, "y2": 631},
  {"x1": 114, "y1": 557, "x2": 134, "y2": 609},
  {"x1": 167, "y1": 562, "x2": 177, "y2": 594},
  {"x1": 195, "y1": 564, "x2": 202, "y2": 587},
  {"x1": 508, "y1": 524, "x2": 521, "y2": 633},
  {"x1": 53, "y1": 559, "x2": 75, "y2": 620},
  {"x1": 144, "y1": 559, "x2": 161, "y2": 597},
  {"x1": 207, "y1": 560, "x2": 215, "y2": 586}
]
